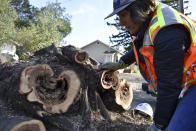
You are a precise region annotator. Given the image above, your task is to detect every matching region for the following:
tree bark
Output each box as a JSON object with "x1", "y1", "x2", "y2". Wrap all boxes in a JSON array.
[
  {"x1": 0, "y1": 44, "x2": 133, "y2": 130},
  {"x1": 61, "y1": 45, "x2": 89, "y2": 64}
]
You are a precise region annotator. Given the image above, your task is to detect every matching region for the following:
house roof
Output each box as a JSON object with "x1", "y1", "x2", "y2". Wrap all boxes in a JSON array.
[{"x1": 81, "y1": 40, "x2": 124, "y2": 55}]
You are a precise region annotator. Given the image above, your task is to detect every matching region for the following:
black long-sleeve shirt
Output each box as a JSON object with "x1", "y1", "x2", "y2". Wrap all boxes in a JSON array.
[{"x1": 120, "y1": 24, "x2": 191, "y2": 128}]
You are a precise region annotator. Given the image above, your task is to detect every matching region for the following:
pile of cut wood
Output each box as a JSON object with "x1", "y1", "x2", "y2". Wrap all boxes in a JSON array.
[{"x1": 0, "y1": 44, "x2": 140, "y2": 131}]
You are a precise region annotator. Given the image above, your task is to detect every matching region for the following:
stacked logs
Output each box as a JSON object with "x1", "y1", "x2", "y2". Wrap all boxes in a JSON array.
[{"x1": 0, "y1": 44, "x2": 133, "y2": 131}]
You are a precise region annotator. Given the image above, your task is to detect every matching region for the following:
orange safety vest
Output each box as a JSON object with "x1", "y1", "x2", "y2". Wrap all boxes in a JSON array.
[{"x1": 133, "y1": 3, "x2": 196, "y2": 97}]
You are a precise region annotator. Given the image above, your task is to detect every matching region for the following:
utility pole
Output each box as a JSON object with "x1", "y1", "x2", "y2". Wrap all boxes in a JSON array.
[{"x1": 179, "y1": 0, "x2": 184, "y2": 14}]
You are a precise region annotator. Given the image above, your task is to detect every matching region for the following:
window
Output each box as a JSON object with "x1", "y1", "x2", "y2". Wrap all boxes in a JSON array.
[{"x1": 104, "y1": 54, "x2": 113, "y2": 62}]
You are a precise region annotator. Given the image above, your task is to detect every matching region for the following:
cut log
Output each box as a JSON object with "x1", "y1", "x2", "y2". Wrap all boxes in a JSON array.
[
  {"x1": 19, "y1": 64, "x2": 81, "y2": 114},
  {"x1": 95, "y1": 70, "x2": 128, "y2": 113},
  {"x1": 62, "y1": 45, "x2": 89, "y2": 64},
  {"x1": 19, "y1": 64, "x2": 54, "y2": 94},
  {"x1": 0, "y1": 44, "x2": 133, "y2": 130},
  {"x1": 100, "y1": 70, "x2": 120, "y2": 90},
  {"x1": 0, "y1": 99, "x2": 46, "y2": 131},
  {"x1": 11, "y1": 120, "x2": 46, "y2": 131},
  {"x1": 115, "y1": 79, "x2": 133, "y2": 110},
  {"x1": 49, "y1": 70, "x2": 81, "y2": 113}
]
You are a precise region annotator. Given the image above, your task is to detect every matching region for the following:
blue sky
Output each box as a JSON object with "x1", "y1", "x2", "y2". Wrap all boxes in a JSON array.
[{"x1": 29, "y1": 0, "x2": 196, "y2": 48}]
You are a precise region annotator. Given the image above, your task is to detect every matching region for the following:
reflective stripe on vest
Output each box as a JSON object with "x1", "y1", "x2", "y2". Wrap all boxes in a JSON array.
[{"x1": 139, "y1": 3, "x2": 196, "y2": 93}]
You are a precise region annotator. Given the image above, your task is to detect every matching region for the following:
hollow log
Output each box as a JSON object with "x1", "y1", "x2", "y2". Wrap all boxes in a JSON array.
[
  {"x1": 96, "y1": 70, "x2": 133, "y2": 112},
  {"x1": 10, "y1": 120, "x2": 46, "y2": 131},
  {"x1": 99, "y1": 70, "x2": 120, "y2": 90},
  {"x1": 19, "y1": 64, "x2": 81, "y2": 114},
  {"x1": 0, "y1": 44, "x2": 133, "y2": 130},
  {"x1": 115, "y1": 79, "x2": 133, "y2": 110},
  {"x1": 61, "y1": 45, "x2": 89, "y2": 64}
]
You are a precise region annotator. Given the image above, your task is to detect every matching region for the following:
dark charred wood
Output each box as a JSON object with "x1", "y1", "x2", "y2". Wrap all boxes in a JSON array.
[
  {"x1": 96, "y1": 92, "x2": 112, "y2": 121},
  {"x1": 0, "y1": 44, "x2": 132, "y2": 130},
  {"x1": 85, "y1": 57, "x2": 99, "y2": 69},
  {"x1": 0, "y1": 100, "x2": 46, "y2": 131},
  {"x1": 39, "y1": 114, "x2": 73, "y2": 131},
  {"x1": 98, "y1": 88, "x2": 125, "y2": 113},
  {"x1": 89, "y1": 57, "x2": 98, "y2": 67},
  {"x1": 33, "y1": 44, "x2": 59, "y2": 57},
  {"x1": 78, "y1": 88, "x2": 91, "y2": 130},
  {"x1": 62, "y1": 45, "x2": 89, "y2": 64}
]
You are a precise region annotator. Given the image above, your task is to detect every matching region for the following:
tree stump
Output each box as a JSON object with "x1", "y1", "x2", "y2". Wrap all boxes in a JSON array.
[{"x1": 0, "y1": 44, "x2": 133, "y2": 130}]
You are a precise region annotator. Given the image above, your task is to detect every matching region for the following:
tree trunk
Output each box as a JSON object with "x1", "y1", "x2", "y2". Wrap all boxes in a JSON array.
[{"x1": 0, "y1": 44, "x2": 133, "y2": 130}]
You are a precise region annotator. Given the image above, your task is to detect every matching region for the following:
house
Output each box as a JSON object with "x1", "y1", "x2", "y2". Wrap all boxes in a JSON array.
[{"x1": 81, "y1": 40, "x2": 124, "y2": 64}]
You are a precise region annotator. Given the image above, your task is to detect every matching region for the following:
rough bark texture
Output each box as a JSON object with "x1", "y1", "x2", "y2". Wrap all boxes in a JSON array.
[
  {"x1": 0, "y1": 44, "x2": 133, "y2": 130},
  {"x1": 0, "y1": 44, "x2": 150, "y2": 131}
]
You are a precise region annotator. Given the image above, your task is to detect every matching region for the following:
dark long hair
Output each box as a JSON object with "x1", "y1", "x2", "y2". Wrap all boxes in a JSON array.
[{"x1": 125, "y1": 0, "x2": 159, "y2": 24}]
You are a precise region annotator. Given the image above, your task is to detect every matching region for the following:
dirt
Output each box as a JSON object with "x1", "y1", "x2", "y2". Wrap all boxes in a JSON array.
[
  {"x1": 69, "y1": 73, "x2": 155, "y2": 131},
  {"x1": 69, "y1": 111, "x2": 152, "y2": 131},
  {"x1": 95, "y1": 73, "x2": 154, "y2": 131},
  {"x1": 96, "y1": 112, "x2": 152, "y2": 131}
]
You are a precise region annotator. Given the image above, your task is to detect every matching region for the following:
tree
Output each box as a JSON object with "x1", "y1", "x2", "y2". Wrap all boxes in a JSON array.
[
  {"x1": 108, "y1": 0, "x2": 179, "y2": 52},
  {"x1": 161, "y1": 0, "x2": 179, "y2": 10},
  {"x1": 37, "y1": 3, "x2": 71, "y2": 38},
  {"x1": 0, "y1": 0, "x2": 17, "y2": 46},
  {"x1": 107, "y1": 17, "x2": 133, "y2": 51},
  {"x1": 10, "y1": 0, "x2": 37, "y2": 28},
  {"x1": 14, "y1": 2, "x2": 72, "y2": 59}
]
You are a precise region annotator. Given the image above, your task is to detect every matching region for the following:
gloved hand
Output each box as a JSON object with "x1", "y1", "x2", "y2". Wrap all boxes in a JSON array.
[
  {"x1": 146, "y1": 123, "x2": 164, "y2": 131},
  {"x1": 99, "y1": 59, "x2": 129, "y2": 71},
  {"x1": 142, "y1": 83, "x2": 157, "y2": 97}
]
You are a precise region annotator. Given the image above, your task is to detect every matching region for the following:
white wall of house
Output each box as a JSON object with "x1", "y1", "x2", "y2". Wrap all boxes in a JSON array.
[{"x1": 81, "y1": 40, "x2": 123, "y2": 64}]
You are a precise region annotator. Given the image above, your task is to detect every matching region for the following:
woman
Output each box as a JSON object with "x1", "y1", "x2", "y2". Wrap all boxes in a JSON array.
[{"x1": 102, "y1": 0, "x2": 196, "y2": 130}]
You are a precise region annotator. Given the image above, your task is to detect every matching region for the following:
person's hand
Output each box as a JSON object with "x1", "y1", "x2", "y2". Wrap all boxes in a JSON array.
[
  {"x1": 99, "y1": 60, "x2": 129, "y2": 71},
  {"x1": 99, "y1": 62, "x2": 120, "y2": 71},
  {"x1": 146, "y1": 123, "x2": 164, "y2": 131}
]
